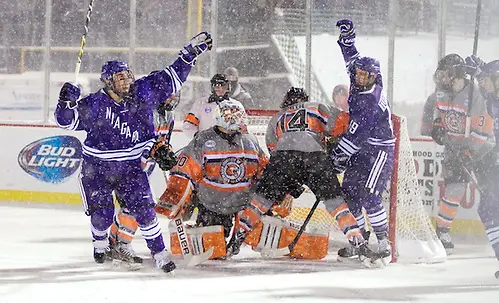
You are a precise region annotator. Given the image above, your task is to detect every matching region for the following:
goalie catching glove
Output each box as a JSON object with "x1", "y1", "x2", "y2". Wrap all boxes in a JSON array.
[{"x1": 150, "y1": 141, "x2": 177, "y2": 171}]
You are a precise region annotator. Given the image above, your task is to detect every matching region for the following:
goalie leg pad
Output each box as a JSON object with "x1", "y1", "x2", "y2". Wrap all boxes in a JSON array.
[
  {"x1": 331, "y1": 203, "x2": 363, "y2": 242},
  {"x1": 169, "y1": 223, "x2": 226, "y2": 259},
  {"x1": 110, "y1": 208, "x2": 139, "y2": 244},
  {"x1": 245, "y1": 216, "x2": 329, "y2": 260}
]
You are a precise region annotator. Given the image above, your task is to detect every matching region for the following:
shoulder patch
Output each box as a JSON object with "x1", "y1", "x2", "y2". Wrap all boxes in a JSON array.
[
  {"x1": 205, "y1": 140, "x2": 216, "y2": 148},
  {"x1": 436, "y1": 91, "x2": 445, "y2": 98},
  {"x1": 205, "y1": 107, "x2": 212, "y2": 113}
]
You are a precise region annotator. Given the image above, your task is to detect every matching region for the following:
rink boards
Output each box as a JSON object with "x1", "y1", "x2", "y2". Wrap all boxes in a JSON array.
[{"x1": 0, "y1": 124, "x2": 485, "y2": 235}]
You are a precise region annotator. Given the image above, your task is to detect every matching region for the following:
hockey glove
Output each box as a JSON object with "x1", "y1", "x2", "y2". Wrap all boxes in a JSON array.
[
  {"x1": 180, "y1": 32, "x2": 213, "y2": 65},
  {"x1": 336, "y1": 19, "x2": 356, "y2": 47},
  {"x1": 464, "y1": 55, "x2": 486, "y2": 78},
  {"x1": 430, "y1": 118, "x2": 447, "y2": 146},
  {"x1": 330, "y1": 147, "x2": 350, "y2": 174},
  {"x1": 150, "y1": 141, "x2": 178, "y2": 171},
  {"x1": 58, "y1": 82, "x2": 80, "y2": 109}
]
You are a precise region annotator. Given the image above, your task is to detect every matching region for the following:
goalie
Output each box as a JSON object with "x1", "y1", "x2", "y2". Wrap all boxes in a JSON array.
[
  {"x1": 154, "y1": 99, "x2": 269, "y2": 259},
  {"x1": 233, "y1": 87, "x2": 378, "y2": 262}
]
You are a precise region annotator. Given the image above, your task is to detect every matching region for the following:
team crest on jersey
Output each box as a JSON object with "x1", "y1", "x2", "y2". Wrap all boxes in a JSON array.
[
  {"x1": 444, "y1": 111, "x2": 464, "y2": 133},
  {"x1": 220, "y1": 157, "x2": 245, "y2": 184},
  {"x1": 205, "y1": 140, "x2": 216, "y2": 148}
]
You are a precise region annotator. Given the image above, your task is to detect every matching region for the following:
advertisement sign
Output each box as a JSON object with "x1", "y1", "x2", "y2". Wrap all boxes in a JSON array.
[
  {"x1": 411, "y1": 138, "x2": 481, "y2": 221},
  {"x1": 18, "y1": 135, "x2": 82, "y2": 183}
]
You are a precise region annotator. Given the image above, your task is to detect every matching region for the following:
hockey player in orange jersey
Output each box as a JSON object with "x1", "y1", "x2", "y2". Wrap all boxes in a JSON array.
[
  {"x1": 155, "y1": 99, "x2": 269, "y2": 259},
  {"x1": 230, "y1": 87, "x2": 380, "y2": 262}
]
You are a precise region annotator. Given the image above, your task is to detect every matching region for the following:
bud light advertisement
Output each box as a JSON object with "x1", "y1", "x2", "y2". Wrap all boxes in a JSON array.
[{"x1": 17, "y1": 136, "x2": 82, "y2": 183}]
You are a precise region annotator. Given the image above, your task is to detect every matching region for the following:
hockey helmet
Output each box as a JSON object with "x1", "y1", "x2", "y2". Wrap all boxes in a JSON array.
[
  {"x1": 215, "y1": 99, "x2": 247, "y2": 132},
  {"x1": 477, "y1": 60, "x2": 499, "y2": 100},
  {"x1": 100, "y1": 60, "x2": 134, "y2": 98},
  {"x1": 281, "y1": 87, "x2": 309, "y2": 109},
  {"x1": 352, "y1": 57, "x2": 380, "y2": 90},
  {"x1": 209, "y1": 73, "x2": 230, "y2": 103},
  {"x1": 434, "y1": 54, "x2": 467, "y2": 89}
]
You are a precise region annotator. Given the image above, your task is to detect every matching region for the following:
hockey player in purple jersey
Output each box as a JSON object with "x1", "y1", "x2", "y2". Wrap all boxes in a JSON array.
[
  {"x1": 465, "y1": 58, "x2": 499, "y2": 276},
  {"x1": 330, "y1": 19, "x2": 395, "y2": 264},
  {"x1": 54, "y1": 32, "x2": 212, "y2": 273}
]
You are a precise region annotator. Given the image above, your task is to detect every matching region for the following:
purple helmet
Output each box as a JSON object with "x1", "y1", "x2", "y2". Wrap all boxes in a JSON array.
[
  {"x1": 354, "y1": 57, "x2": 380, "y2": 75},
  {"x1": 480, "y1": 60, "x2": 499, "y2": 78},
  {"x1": 100, "y1": 60, "x2": 129, "y2": 82}
]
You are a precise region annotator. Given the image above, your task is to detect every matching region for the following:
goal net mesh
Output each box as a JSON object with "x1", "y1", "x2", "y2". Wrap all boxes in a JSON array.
[{"x1": 246, "y1": 111, "x2": 446, "y2": 264}]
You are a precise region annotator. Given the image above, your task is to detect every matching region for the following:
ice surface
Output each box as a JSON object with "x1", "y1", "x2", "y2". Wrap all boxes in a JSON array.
[{"x1": 1, "y1": 203, "x2": 499, "y2": 303}]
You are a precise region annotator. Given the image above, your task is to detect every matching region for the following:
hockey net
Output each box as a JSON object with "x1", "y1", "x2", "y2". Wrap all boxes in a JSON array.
[{"x1": 246, "y1": 109, "x2": 447, "y2": 264}]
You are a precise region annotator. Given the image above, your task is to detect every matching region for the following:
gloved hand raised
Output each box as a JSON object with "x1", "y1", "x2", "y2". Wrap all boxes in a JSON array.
[
  {"x1": 464, "y1": 55, "x2": 486, "y2": 77},
  {"x1": 336, "y1": 19, "x2": 356, "y2": 47},
  {"x1": 180, "y1": 32, "x2": 213, "y2": 65},
  {"x1": 58, "y1": 82, "x2": 81, "y2": 109}
]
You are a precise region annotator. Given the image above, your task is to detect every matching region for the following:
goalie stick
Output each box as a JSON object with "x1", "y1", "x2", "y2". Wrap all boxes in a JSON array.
[
  {"x1": 160, "y1": 170, "x2": 213, "y2": 266},
  {"x1": 74, "y1": 0, "x2": 95, "y2": 83}
]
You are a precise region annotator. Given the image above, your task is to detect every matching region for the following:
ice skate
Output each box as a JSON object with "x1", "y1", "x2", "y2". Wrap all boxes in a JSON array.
[
  {"x1": 93, "y1": 239, "x2": 111, "y2": 264},
  {"x1": 375, "y1": 232, "x2": 392, "y2": 266},
  {"x1": 111, "y1": 242, "x2": 144, "y2": 265},
  {"x1": 337, "y1": 230, "x2": 370, "y2": 258},
  {"x1": 436, "y1": 227, "x2": 454, "y2": 255},
  {"x1": 226, "y1": 229, "x2": 246, "y2": 258},
  {"x1": 154, "y1": 249, "x2": 176, "y2": 274}
]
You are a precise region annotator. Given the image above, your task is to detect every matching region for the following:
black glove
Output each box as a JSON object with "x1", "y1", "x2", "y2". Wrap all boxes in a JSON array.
[
  {"x1": 179, "y1": 32, "x2": 213, "y2": 65},
  {"x1": 150, "y1": 141, "x2": 177, "y2": 171},
  {"x1": 464, "y1": 55, "x2": 485, "y2": 78},
  {"x1": 330, "y1": 147, "x2": 350, "y2": 174},
  {"x1": 58, "y1": 82, "x2": 81, "y2": 109},
  {"x1": 430, "y1": 118, "x2": 447, "y2": 146}
]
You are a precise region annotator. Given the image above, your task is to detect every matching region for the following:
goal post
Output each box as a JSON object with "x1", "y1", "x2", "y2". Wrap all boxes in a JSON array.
[{"x1": 245, "y1": 109, "x2": 447, "y2": 264}]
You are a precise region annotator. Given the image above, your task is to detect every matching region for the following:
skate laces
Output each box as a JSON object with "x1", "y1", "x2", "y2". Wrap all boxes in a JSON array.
[
  {"x1": 118, "y1": 243, "x2": 137, "y2": 257},
  {"x1": 348, "y1": 234, "x2": 366, "y2": 248}
]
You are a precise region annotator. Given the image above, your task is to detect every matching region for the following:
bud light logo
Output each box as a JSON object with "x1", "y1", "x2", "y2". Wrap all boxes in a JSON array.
[{"x1": 18, "y1": 136, "x2": 82, "y2": 183}]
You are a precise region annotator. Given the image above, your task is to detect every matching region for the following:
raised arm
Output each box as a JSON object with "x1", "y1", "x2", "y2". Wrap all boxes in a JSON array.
[
  {"x1": 336, "y1": 19, "x2": 360, "y2": 75},
  {"x1": 136, "y1": 32, "x2": 213, "y2": 109}
]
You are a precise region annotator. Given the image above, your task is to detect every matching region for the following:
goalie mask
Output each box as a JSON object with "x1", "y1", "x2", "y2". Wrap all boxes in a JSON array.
[
  {"x1": 101, "y1": 60, "x2": 135, "y2": 98},
  {"x1": 215, "y1": 99, "x2": 246, "y2": 132},
  {"x1": 352, "y1": 57, "x2": 380, "y2": 91},
  {"x1": 281, "y1": 87, "x2": 309, "y2": 109},
  {"x1": 434, "y1": 54, "x2": 467, "y2": 91},
  {"x1": 209, "y1": 73, "x2": 230, "y2": 103},
  {"x1": 477, "y1": 60, "x2": 499, "y2": 101}
]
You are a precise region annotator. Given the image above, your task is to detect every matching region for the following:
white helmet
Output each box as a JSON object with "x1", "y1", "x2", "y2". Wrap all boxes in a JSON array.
[{"x1": 215, "y1": 99, "x2": 246, "y2": 132}]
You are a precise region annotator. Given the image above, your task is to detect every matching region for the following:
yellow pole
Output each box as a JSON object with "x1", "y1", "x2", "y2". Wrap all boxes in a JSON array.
[
  {"x1": 196, "y1": 0, "x2": 203, "y2": 75},
  {"x1": 20, "y1": 48, "x2": 25, "y2": 73},
  {"x1": 187, "y1": 0, "x2": 192, "y2": 40},
  {"x1": 197, "y1": 0, "x2": 203, "y2": 33}
]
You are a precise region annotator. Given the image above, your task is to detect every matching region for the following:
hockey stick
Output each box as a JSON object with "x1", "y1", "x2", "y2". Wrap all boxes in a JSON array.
[
  {"x1": 260, "y1": 197, "x2": 320, "y2": 258},
  {"x1": 465, "y1": 0, "x2": 482, "y2": 137},
  {"x1": 74, "y1": 0, "x2": 95, "y2": 83}
]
